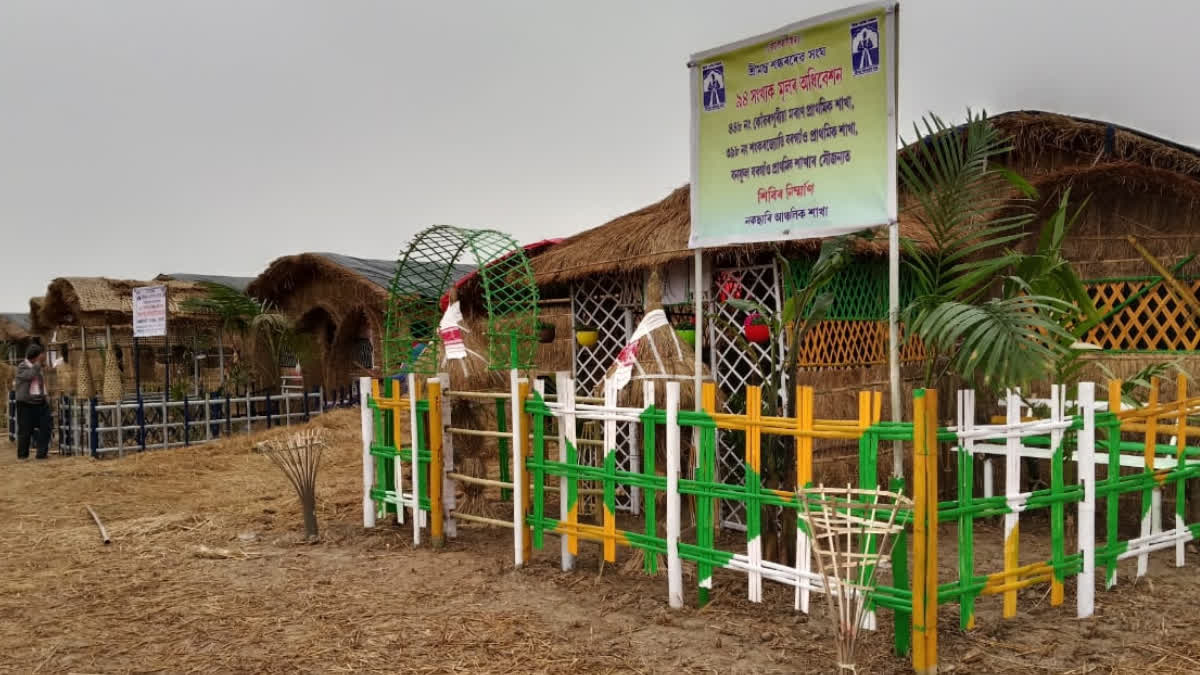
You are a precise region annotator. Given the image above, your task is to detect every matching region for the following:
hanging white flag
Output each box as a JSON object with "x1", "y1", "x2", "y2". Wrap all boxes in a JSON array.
[
  {"x1": 439, "y1": 301, "x2": 467, "y2": 361},
  {"x1": 612, "y1": 309, "x2": 670, "y2": 390}
]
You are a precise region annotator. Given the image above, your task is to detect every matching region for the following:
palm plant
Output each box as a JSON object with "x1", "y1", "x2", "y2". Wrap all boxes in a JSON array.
[
  {"x1": 900, "y1": 110, "x2": 1083, "y2": 392},
  {"x1": 183, "y1": 283, "x2": 313, "y2": 388}
]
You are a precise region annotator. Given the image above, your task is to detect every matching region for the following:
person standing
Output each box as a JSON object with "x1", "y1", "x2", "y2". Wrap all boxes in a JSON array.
[{"x1": 14, "y1": 343, "x2": 54, "y2": 460}]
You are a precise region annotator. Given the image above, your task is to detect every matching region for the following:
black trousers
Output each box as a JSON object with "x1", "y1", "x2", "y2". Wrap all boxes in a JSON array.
[{"x1": 16, "y1": 401, "x2": 52, "y2": 460}]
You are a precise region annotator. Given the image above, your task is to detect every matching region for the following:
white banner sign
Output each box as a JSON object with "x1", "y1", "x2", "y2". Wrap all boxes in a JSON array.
[{"x1": 132, "y1": 285, "x2": 168, "y2": 338}]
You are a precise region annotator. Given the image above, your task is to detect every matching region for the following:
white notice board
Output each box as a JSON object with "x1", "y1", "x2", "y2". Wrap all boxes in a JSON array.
[{"x1": 132, "y1": 285, "x2": 168, "y2": 338}]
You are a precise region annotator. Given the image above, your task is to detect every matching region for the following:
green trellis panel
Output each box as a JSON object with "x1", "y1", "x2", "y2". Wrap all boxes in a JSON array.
[
  {"x1": 382, "y1": 225, "x2": 540, "y2": 376},
  {"x1": 784, "y1": 257, "x2": 918, "y2": 321}
]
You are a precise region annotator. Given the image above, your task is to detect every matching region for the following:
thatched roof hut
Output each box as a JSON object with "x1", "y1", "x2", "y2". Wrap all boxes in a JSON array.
[
  {"x1": 1, "y1": 313, "x2": 34, "y2": 364},
  {"x1": 247, "y1": 252, "x2": 475, "y2": 392},
  {"x1": 530, "y1": 110, "x2": 1200, "y2": 489},
  {"x1": 36, "y1": 277, "x2": 243, "y2": 398},
  {"x1": 0, "y1": 313, "x2": 31, "y2": 342}
]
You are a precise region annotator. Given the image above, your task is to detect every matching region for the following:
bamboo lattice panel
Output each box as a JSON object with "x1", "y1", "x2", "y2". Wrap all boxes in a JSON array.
[
  {"x1": 795, "y1": 320, "x2": 925, "y2": 368},
  {"x1": 1085, "y1": 280, "x2": 1200, "y2": 351}
]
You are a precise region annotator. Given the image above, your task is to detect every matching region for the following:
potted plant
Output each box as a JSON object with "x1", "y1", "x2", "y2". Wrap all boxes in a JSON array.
[
  {"x1": 743, "y1": 313, "x2": 770, "y2": 344},
  {"x1": 536, "y1": 320, "x2": 555, "y2": 344},
  {"x1": 575, "y1": 323, "x2": 599, "y2": 348},
  {"x1": 674, "y1": 315, "x2": 696, "y2": 347}
]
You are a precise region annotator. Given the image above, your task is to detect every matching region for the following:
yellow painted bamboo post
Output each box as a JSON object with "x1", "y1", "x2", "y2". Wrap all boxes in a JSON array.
[
  {"x1": 858, "y1": 391, "x2": 872, "y2": 436},
  {"x1": 911, "y1": 389, "x2": 932, "y2": 675},
  {"x1": 924, "y1": 388, "x2": 939, "y2": 671},
  {"x1": 427, "y1": 378, "x2": 444, "y2": 548},
  {"x1": 519, "y1": 378, "x2": 533, "y2": 564}
]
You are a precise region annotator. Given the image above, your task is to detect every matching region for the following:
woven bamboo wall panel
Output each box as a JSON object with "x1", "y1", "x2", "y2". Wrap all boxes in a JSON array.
[
  {"x1": 1085, "y1": 280, "x2": 1200, "y2": 351},
  {"x1": 794, "y1": 320, "x2": 925, "y2": 368}
]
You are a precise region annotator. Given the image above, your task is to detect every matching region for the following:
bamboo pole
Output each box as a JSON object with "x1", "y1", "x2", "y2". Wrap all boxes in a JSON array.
[{"x1": 85, "y1": 505, "x2": 111, "y2": 545}]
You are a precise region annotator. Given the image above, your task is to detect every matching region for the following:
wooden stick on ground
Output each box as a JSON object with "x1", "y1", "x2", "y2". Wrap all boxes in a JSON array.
[{"x1": 85, "y1": 505, "x2": 111, "y2": 545}]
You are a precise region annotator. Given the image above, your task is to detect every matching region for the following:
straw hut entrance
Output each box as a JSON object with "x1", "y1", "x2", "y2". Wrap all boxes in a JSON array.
[{"x1": 249, "y1": 252, "x2": 475, "y2": 397}]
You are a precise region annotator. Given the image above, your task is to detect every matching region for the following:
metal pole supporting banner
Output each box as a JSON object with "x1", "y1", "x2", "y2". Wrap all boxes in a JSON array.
[{"x1": 886, "y1": 5, "x2": 903, "y2": 479}]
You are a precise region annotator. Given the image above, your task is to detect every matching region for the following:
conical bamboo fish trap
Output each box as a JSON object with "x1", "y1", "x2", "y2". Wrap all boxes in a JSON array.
[
  {"x1": 76, "y1": 349, "x2": 94, "y2": 399},
  {"x1": 102, "y1": 342, "x2": 123, "y2": 403}
]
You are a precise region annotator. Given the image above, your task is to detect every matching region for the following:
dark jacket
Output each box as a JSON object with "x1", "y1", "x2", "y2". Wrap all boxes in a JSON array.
[{"x1": 14, "y1": 359, "x2": 47, "y2": 405}]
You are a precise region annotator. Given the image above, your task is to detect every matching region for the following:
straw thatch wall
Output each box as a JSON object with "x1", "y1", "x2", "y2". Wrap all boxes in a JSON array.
[
  {"x1": 248, "y1": 253, "x2": 395, "y2": 392},
  {"x1": 532, "y1": 301, "x2": 573, "y2": 376},
  {"x1": 1017, "y1": 163, "x2": 1200, "y2": 279}
]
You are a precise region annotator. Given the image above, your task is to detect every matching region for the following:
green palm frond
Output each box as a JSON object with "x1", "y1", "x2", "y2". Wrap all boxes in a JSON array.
[
  {"x1": 900, "y1": 110, "x2": 1091, "y2": 392},
  {"x1": 911, "y1": 296, "x2": 1074, "y2": 389}
]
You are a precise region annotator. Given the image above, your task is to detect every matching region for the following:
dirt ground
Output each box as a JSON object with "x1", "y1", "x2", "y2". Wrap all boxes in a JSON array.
[{"x1": 2, "y1": 411, "x2": 1199, "y2": 674}]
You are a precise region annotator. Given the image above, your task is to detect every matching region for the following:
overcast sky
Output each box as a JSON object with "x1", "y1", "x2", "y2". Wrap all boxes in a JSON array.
[{"x1": 2, "y1": 0, "x2": 1197, "y2": 311}]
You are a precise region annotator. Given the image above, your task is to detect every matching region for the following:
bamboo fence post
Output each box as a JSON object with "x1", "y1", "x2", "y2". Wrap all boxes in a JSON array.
[
  {"x1": 427, "y1": 377, "x2": 444, "y2": 547},
  {"x1": 440, "y1": 373, "x2": 456, "y2": 540},
  {"x1": 1077, "y1": 382, "x2": 1096, "y2": 618},
  {"x1": 1139, "y1": 378, "x2": 1160, "y2": 579},
  {"x1": 361, "y1": 377, "x2": 376, "y2": 528},
  {"x1": 666, "y1": 381, "x2": 683, "y2": 609},
  {"x1": 407, "y1": 374, "x2": 420, "y2": 539}
]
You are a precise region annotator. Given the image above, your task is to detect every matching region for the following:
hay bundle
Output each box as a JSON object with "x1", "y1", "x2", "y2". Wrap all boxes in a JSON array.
[
  {"x1": 102, "y1": 341, "x2": 123, "y2": 403},
  {"x1": 439, "y1": 302, "x2": 510, "y2": 519}
]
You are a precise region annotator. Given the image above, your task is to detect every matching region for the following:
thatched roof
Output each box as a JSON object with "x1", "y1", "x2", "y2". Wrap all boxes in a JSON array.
[
  {"x1": 530, "y1": 185, "x2": 930, "y2": 285},
  {"x1": 248, "y1": 252, "x2": 474, "y2": 309},
  {"x1": 0, "y1": 313, "x2": 31, "y2": 341},
  {"x1": 28, "y1": 298, "x2": 47, "y2": 333},
  {"x1": 39, "y1": 277, "x2": 220, "y2": 328},
  {"x1": 532, "y1": 110, "x2": 1200, "y2": 286},
  {"x1": 155, "y1": 273, "x2": 253, "y2": 293},
  {"x1": 992, "y1": 110, "x2": 1200, "y2": 180}
]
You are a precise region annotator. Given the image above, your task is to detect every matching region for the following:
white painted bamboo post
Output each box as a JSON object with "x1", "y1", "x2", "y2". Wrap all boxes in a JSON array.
[
  {"x1": 666, "y1": 382, "x2": 683, "y2": 609},
  {"x1": 360, "y1": 377, "x2": 376, "y2": 528},
  {"x1": 556, "y1": 372, "x2": 577, "y2": 571},
  {"x1": 983, "y1": 458, "x2": 995, "y2": 499},
  {"x1": 1077, "y1": 382, "x2": 1096, "y2": 618},
  {"x1": 407, "y1": 373, "x2": 421, "y2": 544},
  {"x1": 245, "y1": 389, "x2": 252, "y2": 434},
  {"x1": 511, "y1": 368, "x2": 525, "y2": 566},
  {"x1": 1002, "y1": 388, "x2": 1022, "y2": 619},
  {"x1": 440, "y1": 373, "x2": 456, "y2": 540}
]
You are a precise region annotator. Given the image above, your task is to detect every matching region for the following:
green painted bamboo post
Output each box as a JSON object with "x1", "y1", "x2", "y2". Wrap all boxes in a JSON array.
[
  {"x1": 956, "y1": 389, "x2": 977, "y2": 631},
  {"x1": 496, "y1": 397, "x2": 512, "y2": 501}
]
